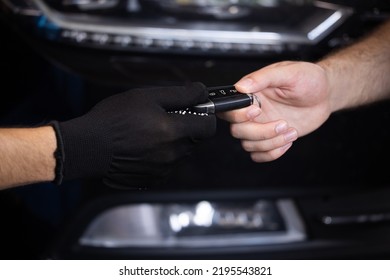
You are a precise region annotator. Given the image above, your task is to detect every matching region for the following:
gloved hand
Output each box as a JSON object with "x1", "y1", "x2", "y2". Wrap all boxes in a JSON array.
[{"x1": 50, "y1": 82, "x2": 216, "y2": 189}]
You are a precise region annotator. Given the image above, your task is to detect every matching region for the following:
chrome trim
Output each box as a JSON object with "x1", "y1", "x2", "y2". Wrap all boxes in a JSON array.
[
  {"x1": 1, "y1": 0, "x2": 41, "y2": 16},
  {"x1": 79, "y1": 199, "x2": 306, "y2": 248},
  {"x1": 308, "y1": 10, "x2": 343, "y2": 40},
  {"x1": 31, "y1": 0, "x2": 352, "y2": 51}
]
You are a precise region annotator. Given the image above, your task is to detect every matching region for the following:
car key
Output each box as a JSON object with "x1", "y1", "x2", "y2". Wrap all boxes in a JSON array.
[{"x1": 192, "y1": 85, "x2": 259, "y2": 114}]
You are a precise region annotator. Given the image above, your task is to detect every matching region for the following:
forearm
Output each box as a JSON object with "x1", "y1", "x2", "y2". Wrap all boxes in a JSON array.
[
  {"x1": 317, "y1": 20, "x2": 390, "y2": 112},
  {"x1": 0, "y1": 126, "x2": 56, "y2": 190}
]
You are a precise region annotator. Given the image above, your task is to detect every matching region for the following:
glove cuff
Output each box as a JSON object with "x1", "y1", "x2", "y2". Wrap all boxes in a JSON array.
[
  {"x1": 50, "y1": 117, "x2": 112, "y2": 184},
  {"x1": 50, "y1": 121, "x2": 65, "y2": 185}
]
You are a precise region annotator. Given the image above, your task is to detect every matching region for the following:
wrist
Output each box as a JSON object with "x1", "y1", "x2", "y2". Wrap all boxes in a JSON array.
[
  {"x1": 0, "y1": 126, "x2": 56, "y2": 189},
  {"x1": 39, "y1": 126, "x2": 57, "y2": 183},
  {"x1": 316, "y1": 58, "x2": 347, "y2": 114}
]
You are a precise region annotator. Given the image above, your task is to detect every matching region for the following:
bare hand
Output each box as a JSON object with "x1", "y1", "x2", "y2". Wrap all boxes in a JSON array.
[{"x1": 219, "y1": 61, "x2": 331, "y2": 162}]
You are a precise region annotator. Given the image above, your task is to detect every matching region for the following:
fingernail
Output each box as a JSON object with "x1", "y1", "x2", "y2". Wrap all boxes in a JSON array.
[
  {"x1": 247, "y1": 106, "x2": 262, "y2": 119},
  {"x1": 283, "y1": 129, "x2": 298, "y2": 142},
  {"x1": 275, "y1": 121, "x2": 288, "y2": 134},
  {"x1": 236, "y1": 78, "x2": 253, "y2": 91}
]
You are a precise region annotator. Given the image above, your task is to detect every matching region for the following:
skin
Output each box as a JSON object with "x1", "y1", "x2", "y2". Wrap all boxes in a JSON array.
[
  {"x1": 219, "y1": 20, "x2": 390, "y2": 162},
  {"x1": 0, "y1": 126, "x2": 56, "y2": 190}
]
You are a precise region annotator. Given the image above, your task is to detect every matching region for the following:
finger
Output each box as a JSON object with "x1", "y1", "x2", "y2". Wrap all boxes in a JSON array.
[
  {"x1": 217, "y1": 104, "x2": 261, "y2": 123},
  {"x1": 138, "y1": 82, "x2": 209, "y2": 109},
  {"x1": 169, "y1": 113, "x2": 217, "y2": 140},
  {"x1": 167, "y1": 82, "x2": 209, "y2": 109},
  {"x1": 230, "y1": 120, "x2": 292, "y2": 141},
  {"x1": 249, "y1": 142, "x2": 293, "y2": 163},
  {"x1": 241, "y1": 127, "x2": 297, "y2": 152},
  {"x1": 234, "y1": 64, "x2": 293, "y2": 94}
]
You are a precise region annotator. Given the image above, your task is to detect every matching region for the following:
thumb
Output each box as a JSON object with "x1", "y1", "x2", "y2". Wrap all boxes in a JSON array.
[
  {"x1": 235, "y1": 64, "x2": 293, "y2": 94},
  {"x1": 149, "y1": 82, "x2": 209, "y2": 110}
]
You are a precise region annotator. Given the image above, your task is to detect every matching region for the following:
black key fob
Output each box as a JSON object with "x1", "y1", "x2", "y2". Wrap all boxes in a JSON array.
[{"x1": 192, "y1": 85, "x2": 258, "y2": 114}]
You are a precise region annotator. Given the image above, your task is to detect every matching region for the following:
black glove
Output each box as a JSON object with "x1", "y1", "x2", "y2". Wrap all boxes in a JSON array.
[{"x1": 51, "y1": 82, "x2": 216, "y2": 189}]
